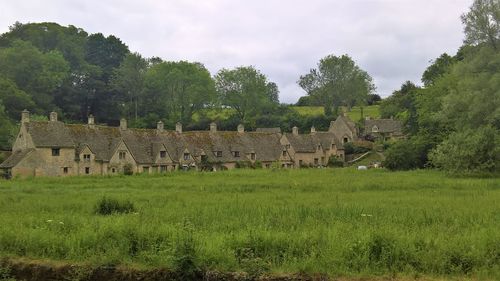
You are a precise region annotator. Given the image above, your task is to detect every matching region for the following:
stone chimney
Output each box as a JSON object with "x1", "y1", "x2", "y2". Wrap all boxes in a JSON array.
[
  {"x1": 237, "y1": 124, "x2": 244, "y2": 133},
  {"x1": 310, "y1": 126, "x2": 316, "y2": 134},
  {"x1": 49, "y1": 111, "x2": 58, "y2": 122},
  {"x1": 157, "y1": 121, "x2": 164, "y2": 132},
  {"x1": 175, "y1": 122, "x2": 182, "y2": 134},
  {"x1": 120, "y1": 118, "x2": 127, "y2": 130},
  {"x1": 365, "y1": 116, "x2": 371, "y2": 121},
  {"x1": 210, "y1": 122, "x2": 217, "y2": 133},
  {"x1": 292, "y1": 126, "x2": 299, "y2": 135},
  {"x1": 21, "y1": 109, "x2": 30, "y2": 123},
  {"x1": 343, "y1": 112, "x2": 348, "y2": 117},
  {"x1": 88, "y1": 115, "x2": 95, "y2": 128}
]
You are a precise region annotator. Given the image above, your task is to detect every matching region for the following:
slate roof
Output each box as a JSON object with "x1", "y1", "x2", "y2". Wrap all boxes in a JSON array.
[
  {"x1": 256, "y1": 128, "x2": 282, "y2": 134},
  {"x1": 314, "y1": 132, "x2": 344, "y2": 150},
  {"x1": 365, "y1": 119, "x2": 403, "y2": 134},
  {"x1": 284, "y1": 133, "x2": 318, "y2": 153},
  {"x1": 0, "y1": 149, "x2": 34, "y2": 168},
  {"x1": 26, "y1": 121, "x2": 74, "y2": 148}
]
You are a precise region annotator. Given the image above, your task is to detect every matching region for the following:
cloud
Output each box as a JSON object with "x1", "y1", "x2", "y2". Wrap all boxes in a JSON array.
[{"x1": 0, "y1": 0, "x2": 472, "y2": 103}]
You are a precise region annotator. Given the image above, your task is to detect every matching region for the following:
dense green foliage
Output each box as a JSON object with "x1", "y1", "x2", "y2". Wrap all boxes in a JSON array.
[
  {"x1": 0, "y1": 169, "x2": 499, "y2": 278},
  {"x1": 381, "y1": 0, "x2": 499, "y2": 174},
  {"x1": 298, "y1": 54, "x2": 375, "y2": 115}
]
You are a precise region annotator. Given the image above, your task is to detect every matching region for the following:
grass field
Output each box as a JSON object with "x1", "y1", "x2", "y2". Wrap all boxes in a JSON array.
[{"x1": 0, "y1": 169, "x2": 499, "y2": 279}]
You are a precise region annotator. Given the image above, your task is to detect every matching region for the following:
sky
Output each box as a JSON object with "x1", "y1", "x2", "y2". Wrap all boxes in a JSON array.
[{"x1": 0, "y1": 0, "x2": 472, "y2": 103}]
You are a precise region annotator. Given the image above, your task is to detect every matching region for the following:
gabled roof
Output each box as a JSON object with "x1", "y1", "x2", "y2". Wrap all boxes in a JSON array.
[
  {"x1": 365, "y1": 119, "x2": 403, "y2": 134},
  {"x1": 25, "y1": 121, "x2": 74, "y2": 148},
  {"x1": 0, "y1": 149, "x2": 34, "y2": 168},
  {"x1": 283, "y1": 133, "x2": 318, "y2": 153},
  {"x1": 314, "y1": 132, "x2": 343, "y2": 150}
]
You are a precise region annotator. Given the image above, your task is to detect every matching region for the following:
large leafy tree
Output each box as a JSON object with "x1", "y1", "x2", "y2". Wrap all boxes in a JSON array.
[
  {"x1": 298, "y1": 54, "x2": 374, "y2": 115},
  {"x1": 0, "y1": 40, "x2": 69, "y2": 112},
  {"x1": 110, "y1": 53, "x2": 149, "y2": 122},
  {"x1": 142, "y1": 61, "x2": 216, "y2": 125},
  {"x1": 214, "y1": 66, "x2": 279, "y2": 123},
  {"x1": 461, "y1": 0, "x2": 500, "y2": 50}
]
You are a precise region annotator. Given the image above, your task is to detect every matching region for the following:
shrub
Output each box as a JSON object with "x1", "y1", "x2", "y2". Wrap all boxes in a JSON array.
[
  {"x1": 123, "y1": 164, "x2": 134, "y2": 175},
  {"x1": 95, "y1": 197, "x2": 136, "y2": 215},
  {"x1": 344, "y1": 142, "x2": 372, "y2": 155},
  {"x1": 383, "y1": 137, "x2": 433, "y2": 171},
  {"x1": 327, "y1": 156, "x2": 344, "y2": 167},
  {"x1": 429, "y1": 126, "x2": 499, "y2": 174}
]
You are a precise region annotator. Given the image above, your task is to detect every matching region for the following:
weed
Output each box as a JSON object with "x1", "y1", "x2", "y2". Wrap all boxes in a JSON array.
[{"x1": 94, "y1": 196, "x2": 135, "y2": 215}]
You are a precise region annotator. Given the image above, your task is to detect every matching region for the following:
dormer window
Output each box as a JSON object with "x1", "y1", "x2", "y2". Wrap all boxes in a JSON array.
[
  {"x1": 119, "y1": 151, "x2": 126, "y2": 159},
  {"x1": 183, "y1": 153, "x2": 190, "y2": 160},
  {"x1": 160, "y1": 151, "x2": 167, "y2": 158},
  {"x1": 52, "y1": 148, "x2": 60, "y2": 156},
  {"x1": 285, "y1": 144, "x2": 291, "y2": 149},
  {"x1": 331, "y1": 143, "x2": 335, "y2": 149},
  {"x1": 83, "y1": 154, "x2": 91, "y2": 161},
  {"x1": 282, "y1": 151, "x2": 287, "y2": 157},
  {"x1": 343, "y1": 137, "x2": 349, "y2": 143},
  {"x1": 215, "y1": 151, "x2": 222, "y2": 157},
  {"x1": 317, "y1": 145, "x2": 321, "y2": 150},
  {"x1": 372, "y1": 125, "x2": 379, "y2": 132},
  {"x1": 233, "y1": 151, "x2": 240, "y2": 157}
]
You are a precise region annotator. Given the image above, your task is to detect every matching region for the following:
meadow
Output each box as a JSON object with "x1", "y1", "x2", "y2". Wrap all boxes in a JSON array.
[{"x1": 0, "y1": 169, "x2": 499, "y2": 279}]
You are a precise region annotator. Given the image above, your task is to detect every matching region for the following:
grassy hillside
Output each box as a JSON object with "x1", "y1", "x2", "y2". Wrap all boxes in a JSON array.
[
  {"x1": 0, "y1": 169, "x2": 498, "y2": 279},
  {"x1": 290, "y1": 105, "x2": 380, "y2": 120}
]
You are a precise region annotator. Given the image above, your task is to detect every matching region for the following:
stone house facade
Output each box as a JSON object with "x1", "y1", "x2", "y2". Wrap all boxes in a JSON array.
[
  {"x1": 0, "y1": 111, "x2": 358, "y2": 178},
  {"x1": 363, "y1": 117, "x2": 404, "y2": 141}
]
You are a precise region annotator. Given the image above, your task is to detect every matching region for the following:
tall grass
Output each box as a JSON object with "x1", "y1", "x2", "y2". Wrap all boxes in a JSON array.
[{"x1": 0, "y1": 169, "x2": 498, "y2": 279}]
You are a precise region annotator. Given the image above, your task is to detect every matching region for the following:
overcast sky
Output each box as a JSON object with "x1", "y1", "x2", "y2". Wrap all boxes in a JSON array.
[{"x1": 1, "y1": 0, "x2": 472, "y2": 103}]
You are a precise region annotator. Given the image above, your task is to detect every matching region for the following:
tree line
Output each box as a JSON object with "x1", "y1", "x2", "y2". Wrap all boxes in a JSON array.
[
  {"x1": 0, "y1": 21, "x2": 374, "y2": 150},
  {"x1": 380, "y1": 0, "x2": 499, "y2": 174}
]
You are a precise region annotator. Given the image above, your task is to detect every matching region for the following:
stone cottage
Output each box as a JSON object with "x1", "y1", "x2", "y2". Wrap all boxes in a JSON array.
[{"x1": 0, "y1": 111, "x2": 358, "y2": 178}]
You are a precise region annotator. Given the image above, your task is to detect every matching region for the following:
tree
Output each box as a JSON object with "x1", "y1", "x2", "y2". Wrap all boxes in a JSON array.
[
  {"x1": 111, "y1": 53, "x2": 149, "y2": 121},
  {"x1": 0, "y1": 101, "x2": 15, "y2": 150},
  {"x1": 0, "y1": 78, "x2": 35, "y2": 119},
  {"x1": 421, "y1": 53, "x2": 457, "y2": 87},
  {"x1": 366, "y1": 93, "x2": 381, "y2": 105},
  {"x1": 142, "y1": 61, "x2": 216, "y2": 125},
  {"x1": 461, "y1": 0, "x2": 500, "y2": 50},
  {"x1": 298, "y1": 54, "x2": 375, "y2": 115},
  {"x1": 215, "y1": 66, "x2": 279, "y2": 123},
  {"x1": 429, "y1": 126, "x2": 499, "y2": 174},
  {"x1": 379, "y1": 81, "x2": 420, "y2": 134},
  {"x1": 0, "y1": 40, "x2": 69, "y2": 113}
]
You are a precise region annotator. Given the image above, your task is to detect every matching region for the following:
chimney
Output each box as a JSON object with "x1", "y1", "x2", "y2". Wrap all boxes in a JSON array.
[
  {"x1": 310, "y1": 126, "x2": 316, "y2": 134},
  {"x1": 176, "y1": 122, "x2": 182, "y2": 134},
  {"x1": 343, "y1": 112, "x2": 348, "y2": 117},
  {"x1": 210, "y1": 122, "x2": 217, "y2": 133},
  {"x1": 49, "y1": 111, "x2": 58, "y2": 122},
  {"x1": 157, "y1": 121, "x2": 164, "y2": 132},
  {"x1": 237, "y1": 124, "x2": 244, "y2": 133},
  {"x1": 21, "y1": 109, "x2": 30, "y2": 123},
  {"x1": 120, "y1": 118, "x2": 127, "y2": 130},
  {"x1": 292, "y1": 126, "x2": 299, "y2": 135},
  {"x1": 365, "y1": 116, "x2": 371, "y2": 121},
  {"x1": 88, "y1": 115, "x2": 95, "y2": 128}
]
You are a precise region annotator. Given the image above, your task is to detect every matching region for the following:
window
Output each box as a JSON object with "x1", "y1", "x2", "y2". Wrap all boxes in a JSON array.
[
  {"x1": 331, "y1": 143, "x2": 335, "y2": 149},
  {"x1": 119, "y1": 151, "x2": 126, "y2": 159},
  {"x1": 321, "y1": 157, "x2": 325, "y2": 164},
  {"x1": 83, "y1": 154, "x2": 91, "y2": 161},
  {"x1": 183, "y1": 153, "x2": 190, "y2": 160},
  {"x1": 343, "y1": 137, "x2": 349, "y2": 143},
  {"x1": 265, "y1": 163, "x2": 271, "y2": 168},
  {"x1": 160, "y1": 151, "x2": 167, "y2": 158},
  {"x1": 85, "y1": 167, "x2": 90, "y2": 174},
  {"x1": 317, "y1": 145, "x2": 321, "y2": 150},
  {"x1": 285, "y1": 144, "x2": 291, "y2": 149},
  {"x1": 314, "y1": 158, "x2": 319, "y2": 165},
  {"x1": 63, "y1": 167, "x2": 68, "y2": 174},
  {"x1": 299, "y1": 160, "x2": 303, "y2": 166},
  {"x1": 250, "y1": 153, "x2": 256, "y2": 160},
  {"x1": 111, "y1": 168, "x2": 116, "y2": 173},
  {"x1": 233, "y1": 151, "x2": 240, "y2": 157},
  {"x1": 215, "y1": 151, "x2": 222, "y2": 157},
  {"x1": 52, "y1": 148, "x2": 60, "y2": 156},
  {"x1": 282, "y1": 164, "x2": 286, "y2": 168},
  {"x1": 282, "y1": 151, "x2": 287, "y2": 157},
  {"x1": 160, "y1": 165, "x2": 167, "y2": 173}
]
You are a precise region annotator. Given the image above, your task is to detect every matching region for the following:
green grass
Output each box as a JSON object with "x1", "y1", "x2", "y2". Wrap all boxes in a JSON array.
[
  {"x1": 344, "y1": 105, "x2": 380, "y2": 121},
  {"x1": 289, "y1": 106, "x2": 325, "y2": 116},
  {"x1": 0, "y1": 169, "x2": 499, "y2": 279}
]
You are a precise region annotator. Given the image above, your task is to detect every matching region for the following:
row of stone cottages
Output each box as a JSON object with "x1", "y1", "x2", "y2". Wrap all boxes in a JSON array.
[{"x1": 0, "y1": 110, "x2": 403, "y2": 177}]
